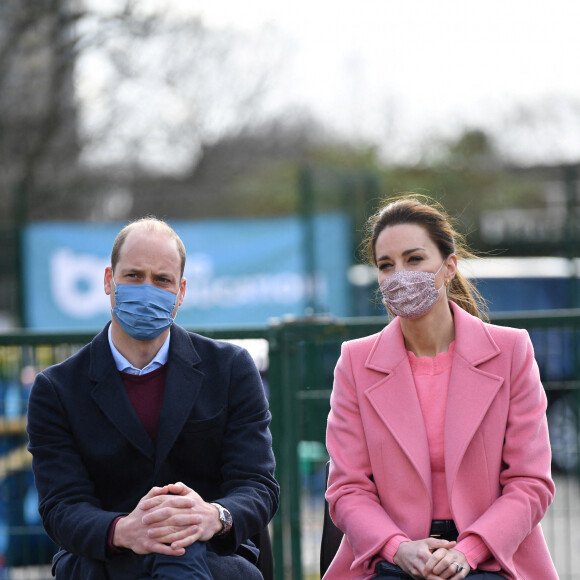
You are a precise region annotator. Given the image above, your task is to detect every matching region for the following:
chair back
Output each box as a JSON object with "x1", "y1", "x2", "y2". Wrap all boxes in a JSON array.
[
  {"x1": 320, "y1": 460, "x2": 344, "y2": 578},
  {"x1": 253, "y1": 527, "x2": 274, "y2": 580}
]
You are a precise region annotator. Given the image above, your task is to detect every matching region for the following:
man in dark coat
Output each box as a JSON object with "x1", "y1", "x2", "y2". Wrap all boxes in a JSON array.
[{"x1": 27, "y1": 217, "x2": 279, "y2": 579}]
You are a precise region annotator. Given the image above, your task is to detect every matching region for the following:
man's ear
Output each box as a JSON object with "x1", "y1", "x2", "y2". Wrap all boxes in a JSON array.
[
  {"x1": 104, "y1": 266, "x2": 114, "y2": 296},
  {"x1": 177, "y1": 278, "x2": 187, "y2": 307}
]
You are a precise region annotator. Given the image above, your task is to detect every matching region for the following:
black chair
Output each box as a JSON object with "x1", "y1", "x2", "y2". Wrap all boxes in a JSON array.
[
  {"x1": 253, "y1": 527, "x2": 274, "y2": 580},
  {"x1": 320, "y1": 461, "x2": 344, "y2": 578}
]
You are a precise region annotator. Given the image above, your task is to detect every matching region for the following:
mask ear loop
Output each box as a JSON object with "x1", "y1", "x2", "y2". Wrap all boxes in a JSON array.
[
  {"x1": 434, "y1": 260, "x2": 448, "y2": 294},
  {"x1": 170, "y1": 279, "x2": 185, "y2": 321},
  {"x1": 109, "y1": 271, "x2": 117, "y2": 320}
]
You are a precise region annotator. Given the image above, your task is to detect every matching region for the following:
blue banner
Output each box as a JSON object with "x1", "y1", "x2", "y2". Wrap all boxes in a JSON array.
[{"x1": 23, "y1": 214, "x2": 351, "y2": 330}]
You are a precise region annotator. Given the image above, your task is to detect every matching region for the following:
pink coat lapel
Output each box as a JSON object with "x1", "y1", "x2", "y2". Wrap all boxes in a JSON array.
[
  {"x1": 363, "y1": 317, "x2": 432, "y2": 497},
  {"x1": 445, "y1": 302, "x2": 504, "y2": 487}
]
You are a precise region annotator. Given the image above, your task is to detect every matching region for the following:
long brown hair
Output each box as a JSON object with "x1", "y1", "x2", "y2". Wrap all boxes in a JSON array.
[{"x1": 363, "y1": 194, "x2": 487, "y2": 320}]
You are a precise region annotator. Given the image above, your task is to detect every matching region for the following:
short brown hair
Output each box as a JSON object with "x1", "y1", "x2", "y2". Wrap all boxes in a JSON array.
[
  {"x1": 363, "y1": 194, "x2": 487, "y2": 319},
  {"x1": 111, "y1": 216, "x2": 186, "y2": 278}
]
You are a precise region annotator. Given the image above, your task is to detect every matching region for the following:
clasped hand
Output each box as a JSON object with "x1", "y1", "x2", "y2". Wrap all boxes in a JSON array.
[
  {"x1": 394, "y1": 538, "x2": 470, "y2": 579},
  {"x1": 113, "y1": 482, "x2": 222, "y2": 556}
]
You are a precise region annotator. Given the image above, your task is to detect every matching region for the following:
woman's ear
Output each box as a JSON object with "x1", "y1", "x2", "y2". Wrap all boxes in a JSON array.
[{"x1": 446, "y1": 254, "x2": 458, "y2": 284}]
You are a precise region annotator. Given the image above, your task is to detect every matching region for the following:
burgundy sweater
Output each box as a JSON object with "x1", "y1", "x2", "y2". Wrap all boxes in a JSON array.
[
  {"x1": 107, "y1": 364, "x2": 167, "y2": 551},
  {"x1": 120, "y1": 364, "x2": 167, "y2": 442}
]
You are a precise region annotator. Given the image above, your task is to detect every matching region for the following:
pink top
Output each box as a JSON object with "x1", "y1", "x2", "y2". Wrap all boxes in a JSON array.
[
  {"x1": 382, "y1": 341, "x2": 492, "y2": 569},
  {"x1": 409, "y1": 342, "x2": 454, "y2": 519}
]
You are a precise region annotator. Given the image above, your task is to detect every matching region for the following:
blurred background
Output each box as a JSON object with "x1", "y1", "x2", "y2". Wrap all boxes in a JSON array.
[
  {"x1": 1, "y1": 0, "x2": 580, "y2": 330},
  {"x1": 1, "y1": 0, "x2": 580, "y2": 578}
]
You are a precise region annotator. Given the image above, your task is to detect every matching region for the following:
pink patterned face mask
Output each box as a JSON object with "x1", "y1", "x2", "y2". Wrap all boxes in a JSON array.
[{"x1": 379, "y1": 261, "x2": 446, "y2": 319}]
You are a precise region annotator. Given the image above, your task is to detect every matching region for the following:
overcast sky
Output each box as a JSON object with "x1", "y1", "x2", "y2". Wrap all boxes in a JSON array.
[
  {"x1": 83, "y1": 0, "x2": 580, "y2": 169},
  {"x1": 187, "y1": 0, "x2": 580, "y2": 164}
]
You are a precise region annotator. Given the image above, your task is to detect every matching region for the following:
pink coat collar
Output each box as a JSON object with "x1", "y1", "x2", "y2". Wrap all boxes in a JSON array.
[{"x1": 365, "y1": 301, "x2": 500, "y2": 373}]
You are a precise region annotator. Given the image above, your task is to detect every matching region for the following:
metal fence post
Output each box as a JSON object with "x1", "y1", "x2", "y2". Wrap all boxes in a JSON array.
[{"x1": 268, "y1": 320, "x2": 303, "y2": 580}]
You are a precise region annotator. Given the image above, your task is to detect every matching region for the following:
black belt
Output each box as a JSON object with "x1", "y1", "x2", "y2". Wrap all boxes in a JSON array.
[{"x1": 429, "y1": 520, "x2": 458, "y2": 542}]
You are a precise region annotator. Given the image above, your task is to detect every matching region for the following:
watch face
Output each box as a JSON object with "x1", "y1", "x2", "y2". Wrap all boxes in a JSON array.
[
  {"x1": 212, "y1": 503, "x2": 232, "y2": 536},
  {"x1": 221, "y1": 506, "x2": 233, "y2": 528}
]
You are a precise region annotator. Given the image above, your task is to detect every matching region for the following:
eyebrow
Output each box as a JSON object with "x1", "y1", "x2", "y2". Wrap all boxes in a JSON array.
[
  {"x1": 376, "y1": 247, "x2": 426, "y2": 262},
  {"x1": 119, "y1": 267, "x2": 176, "y2": 280}
]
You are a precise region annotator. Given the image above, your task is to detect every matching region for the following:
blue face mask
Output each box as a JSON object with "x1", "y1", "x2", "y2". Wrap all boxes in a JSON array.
[{"x1": 112, "y1": 279, "x2": 178, "y2": 341}]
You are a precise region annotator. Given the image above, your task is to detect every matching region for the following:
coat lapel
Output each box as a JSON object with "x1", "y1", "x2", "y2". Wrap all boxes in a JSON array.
[
  {"x1": 444, "y1": 302, "x2": 504, "y2": 489},
  {"x1": 364, "y1": 318, "x2": 432, "y2": 496},
  {"x1": 88, "y1": 324, "x2": 206, "y2": 466},
  {"x1": 89, "y1": 326, "x2": 155, "y2": 459},
  {"x1": 154, "y1": 325, "x2": 204, "y2": 473}
]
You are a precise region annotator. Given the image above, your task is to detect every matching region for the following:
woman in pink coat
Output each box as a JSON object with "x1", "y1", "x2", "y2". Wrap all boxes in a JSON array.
[{"x1": 325, "y1": 196, "x2": 557, "y2": 580}]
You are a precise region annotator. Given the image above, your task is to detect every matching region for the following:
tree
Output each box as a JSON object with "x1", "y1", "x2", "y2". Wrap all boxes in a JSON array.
[
  {"x1": 76, "y1": 3, "x2": 284, "y2": 180},
  {"x1": 0, "y1": 0, "x2": 81, "y2": 225},
  {"x1": 0, "y1": 0, "x2": 83, "y2": 326},
  {"x1": 0, "y1": 0, "x2": 285, "y2": 326}
]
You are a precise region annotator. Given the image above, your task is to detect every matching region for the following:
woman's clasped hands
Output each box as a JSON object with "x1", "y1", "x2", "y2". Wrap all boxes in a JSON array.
[{"x1": 393, "y1": 538, "x2": 470, "y2": 579}]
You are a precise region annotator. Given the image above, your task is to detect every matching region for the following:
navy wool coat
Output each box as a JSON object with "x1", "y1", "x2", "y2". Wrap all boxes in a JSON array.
[{"x1": 27, "y1": 323, "x2": 279, "y2": 576}]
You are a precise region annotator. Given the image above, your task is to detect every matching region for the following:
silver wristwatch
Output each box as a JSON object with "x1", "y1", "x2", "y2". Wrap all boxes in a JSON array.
[{"x1": 211, "y1": 502, "x2": 233, "y2": 537}]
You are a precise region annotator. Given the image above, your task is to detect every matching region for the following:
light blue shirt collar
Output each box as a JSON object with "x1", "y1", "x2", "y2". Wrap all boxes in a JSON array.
[{"x1": 108, "y1": 325, "x2": 171, "y2": 375}]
